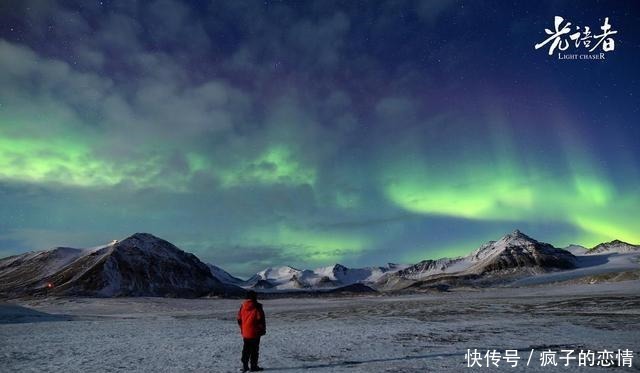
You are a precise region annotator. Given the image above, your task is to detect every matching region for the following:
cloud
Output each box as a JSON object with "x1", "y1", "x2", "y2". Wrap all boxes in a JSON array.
[{"x1": 0, "y1": 0, "x2": 637, "y2": 275}]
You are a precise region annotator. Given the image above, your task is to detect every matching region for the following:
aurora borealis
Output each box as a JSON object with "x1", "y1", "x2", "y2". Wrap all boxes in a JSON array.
[{"x1": 0, "y1": 1, "x2": 638, "y2": 276}]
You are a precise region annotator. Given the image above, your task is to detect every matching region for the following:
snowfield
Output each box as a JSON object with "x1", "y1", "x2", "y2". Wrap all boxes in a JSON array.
[{"x1": 2, "y1": 281, "x2": 639, "y2": 372}]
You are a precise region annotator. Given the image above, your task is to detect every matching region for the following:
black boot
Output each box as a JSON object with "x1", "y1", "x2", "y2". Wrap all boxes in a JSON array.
[
  {"x1": 250, "y1": 356, "x2": 263, "y2": 371},
  {"x1": 250, "y1": 352, "x2": 262, "y2": 371}
]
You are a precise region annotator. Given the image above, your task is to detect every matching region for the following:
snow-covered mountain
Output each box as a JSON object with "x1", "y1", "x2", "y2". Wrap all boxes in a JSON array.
[
  {"x1": 1, "y1": 230, "x2": 637, "y2": 298},
  {"x1": 563, "y1": 244, "x2": 588, "y2": 255},
  {"x1": 241, "y1": 263, "x2": 408, "y2": 291},
  {"x1": 587, "y1": 240, "x2": 640, "y2": 254},
  {"x1": 390, "y1": 257, "x2": 468, "y2": 280},
  {"x1": 376, "y1": 230, "x2": 576, "y2": 290},
  {"x1": 0, "y1": 233, "x2": 243, "y2": 298},
  {"x1": 464, "y1": 230, "x2": 576, "y2": 273},
  {"x1": 237, "y1": 231, "x2": 577, "y2": 292}
]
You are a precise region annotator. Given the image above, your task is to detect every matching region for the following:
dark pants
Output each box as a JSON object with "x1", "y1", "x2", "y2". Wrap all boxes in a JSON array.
[{"x1": 241, "y1": 337, "x2": 261, "y2": 369}]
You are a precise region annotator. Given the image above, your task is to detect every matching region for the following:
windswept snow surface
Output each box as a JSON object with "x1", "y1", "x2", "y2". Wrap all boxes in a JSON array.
[{"x1": 2, "y1": 282, "x2": 639, "y2": 372}]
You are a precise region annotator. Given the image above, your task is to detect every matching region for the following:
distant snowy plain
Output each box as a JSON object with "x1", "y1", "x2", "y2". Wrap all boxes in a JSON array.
[{"x1": 2, "y1": 281, "x2": 639, "y2": 372}]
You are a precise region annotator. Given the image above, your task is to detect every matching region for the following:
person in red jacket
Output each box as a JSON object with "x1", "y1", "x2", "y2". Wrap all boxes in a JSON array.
[{"x1": 237, "y1": 290, "x2": 266, "y2": 372}]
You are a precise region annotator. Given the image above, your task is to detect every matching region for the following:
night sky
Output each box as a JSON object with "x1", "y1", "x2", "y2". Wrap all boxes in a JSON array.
[{"x1": 0, "y1": 1, "x2": 638, "y2": 276}]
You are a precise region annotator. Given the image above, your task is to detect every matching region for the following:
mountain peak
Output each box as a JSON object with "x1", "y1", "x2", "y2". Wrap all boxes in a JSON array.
[
  {"x1": 605, "y1": 239, "x2": 630, "y2": 246},
  {"x1": 591, "y1": 239, "x2": 633, "y2": 249},
  {"x1": 588, "y1": 239, "x2": 639, "y2": 254},
  {"x1": 123, "y1": 232, "x2": 163, "y2": 242},
  {"x1": 506, "y1": 229, "x2": 530, "y2": 239},
  {"x1": 498, "y1": 229, "x2": 537, "y2": 244},
  {"x1": 332, "y1": 263, "x2": 348, "y2": 271},
  {"x1": 257, "y1": 265, "x2": 301, "y2": 280},
  {"x1": 111, "y1": 233, "x2": 183, "y2": 257}
]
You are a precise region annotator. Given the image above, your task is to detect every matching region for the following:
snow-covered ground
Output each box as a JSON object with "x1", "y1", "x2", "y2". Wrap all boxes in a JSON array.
[{"x1": 2, "y1": 281, "x2": 639, "y2": 372}]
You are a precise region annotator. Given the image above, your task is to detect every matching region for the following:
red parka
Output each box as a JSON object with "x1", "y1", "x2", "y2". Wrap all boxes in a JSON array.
[{"x1": 237, "y1": 300, "x2": 266, "y2": 339}]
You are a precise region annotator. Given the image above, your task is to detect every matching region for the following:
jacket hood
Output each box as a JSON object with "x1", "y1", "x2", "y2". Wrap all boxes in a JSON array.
[{"x1": 242, "y1": 299, "x2": 258, "y2": 311}]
